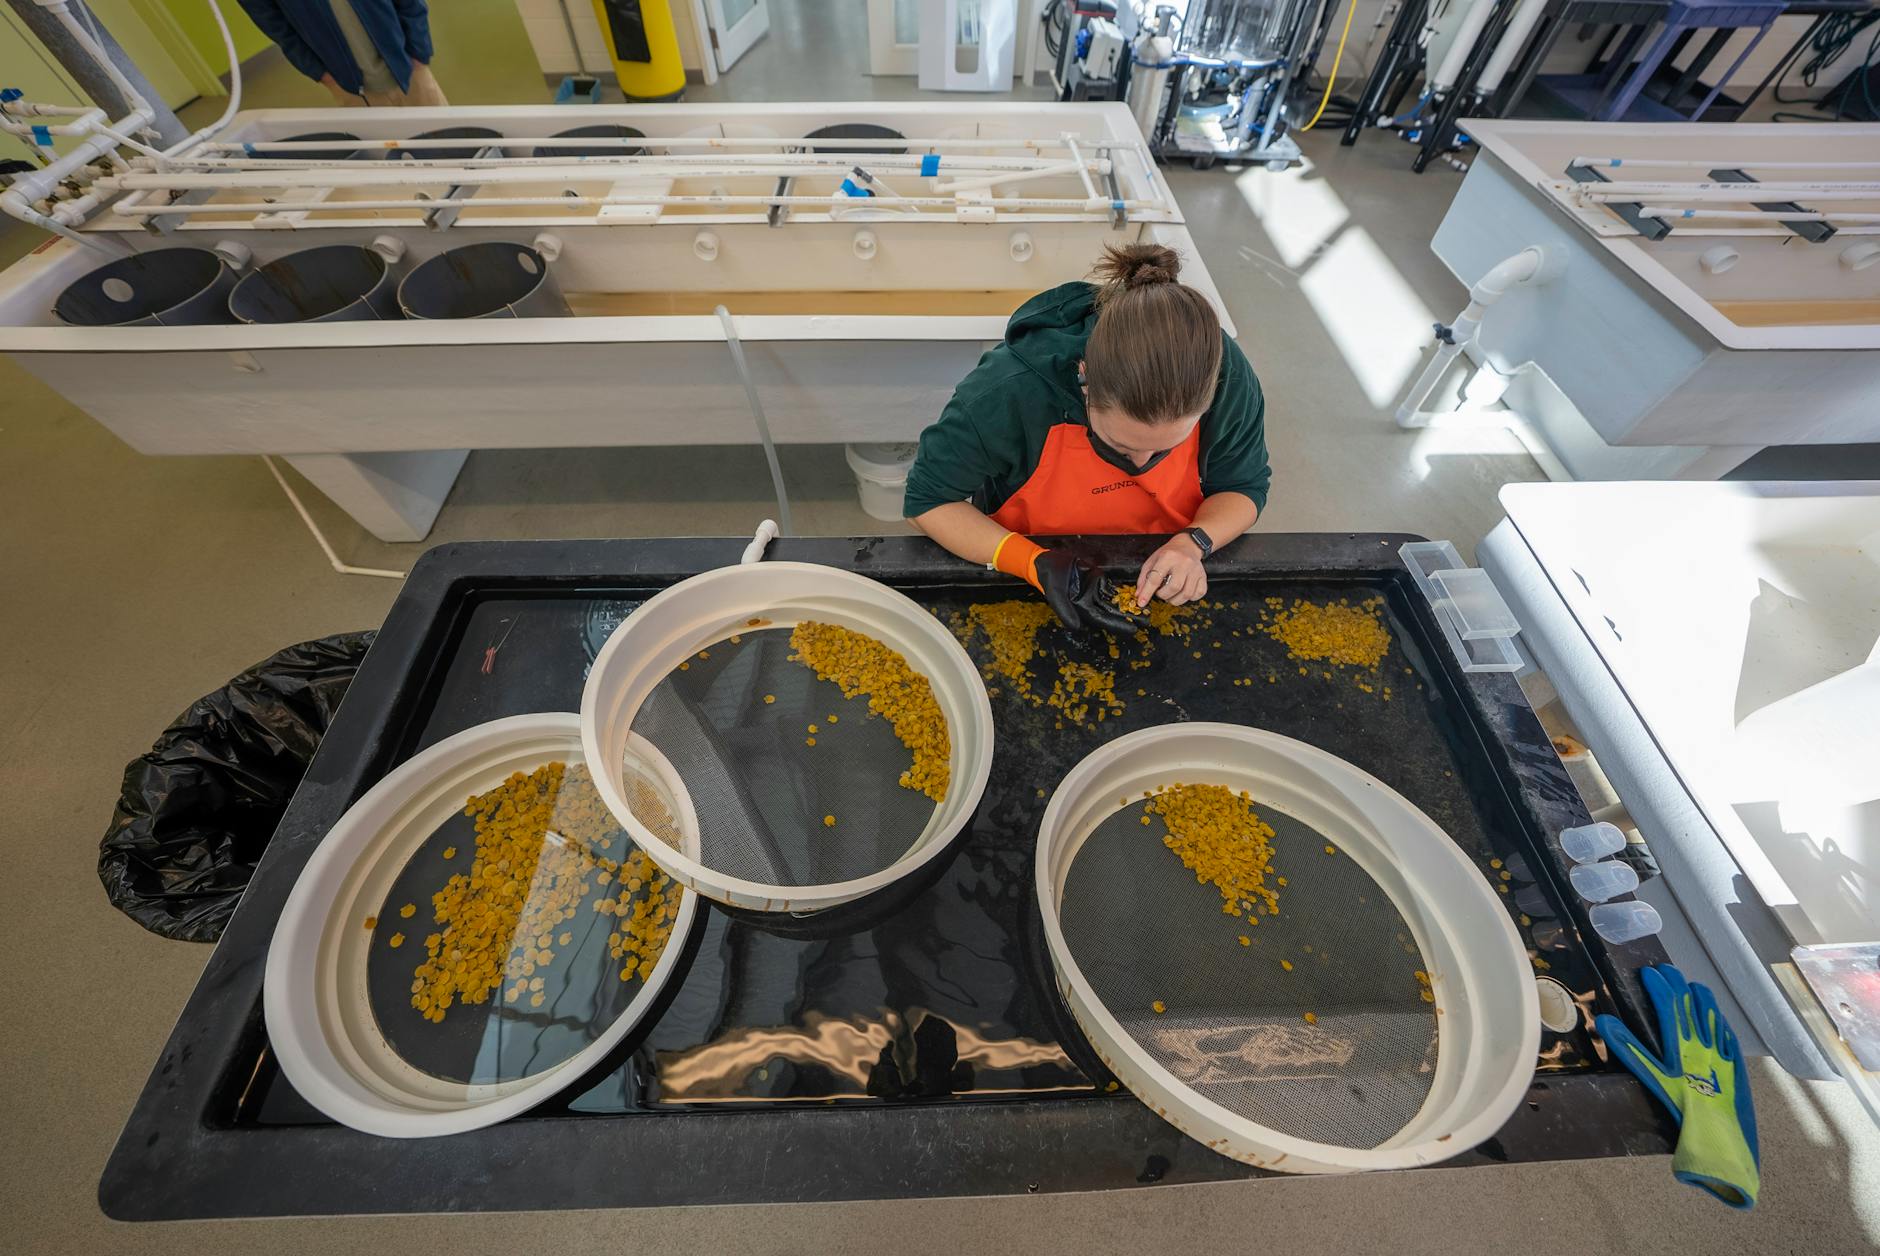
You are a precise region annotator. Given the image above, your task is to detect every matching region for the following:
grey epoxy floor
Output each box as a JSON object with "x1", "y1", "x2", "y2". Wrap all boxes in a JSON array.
[{"x1": 2, "y1": 3, "x2": 1877, "y2": 1253}]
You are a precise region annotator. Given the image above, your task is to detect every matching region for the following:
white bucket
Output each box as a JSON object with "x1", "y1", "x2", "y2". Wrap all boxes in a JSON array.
[{"x1": 844, "y1": 442, "x2": 919, "y2": 524}]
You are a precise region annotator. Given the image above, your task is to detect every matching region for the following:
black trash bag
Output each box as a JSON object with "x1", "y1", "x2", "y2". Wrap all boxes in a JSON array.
[{"x1": 99, "y1": 631, "x2": 376, "y2": 942}]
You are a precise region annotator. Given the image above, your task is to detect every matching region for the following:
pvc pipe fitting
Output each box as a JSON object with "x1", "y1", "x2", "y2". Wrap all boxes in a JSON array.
[
  {"x1": 211, "y1": 239, "x2": 252, "y2": 271},
  {"x1": 851, "y1": 228, "x2": 877, "y2": 261},
  {"x1": 1840, "y1": 243, "x2": 1880, "y2": 272},
  {"x1": 693, "y1": 230, "x2": 719, "y2": 262}
]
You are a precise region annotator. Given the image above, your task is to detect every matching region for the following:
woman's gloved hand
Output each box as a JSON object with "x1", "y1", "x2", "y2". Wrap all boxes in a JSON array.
[{"x1": 993, "y1": 534, "x2": 1135, "y2": 634}]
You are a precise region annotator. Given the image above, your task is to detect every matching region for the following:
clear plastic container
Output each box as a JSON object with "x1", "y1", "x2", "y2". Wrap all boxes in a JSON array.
[
  {"x1": 1589, "y1": 900, "x2": 1662, "y2": 944},
  {"x1": 1433, "y1": 567, "x2": 1522, "y2": 640},
  {"x1": 1569, "y1": 860, "x2": 1639, "y2": 903},
  {"x1": 1397, "y1": 542, "x2": 1522, "y2": 673},
  {"x1": 1560, "y1": 821, "x2": 1627, "y2": 864}
]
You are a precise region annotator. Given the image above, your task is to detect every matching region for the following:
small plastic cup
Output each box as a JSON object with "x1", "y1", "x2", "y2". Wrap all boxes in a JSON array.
[
  {"x1": 1569, "y1": 860, "x2": 1639, "y2": 903},
  {"x1": 1590, "y1": 900, "x2": 1662, "y2": 944},
  {"x1": 1561, "y1": 821, "x2": 1626, "y2": 864}
]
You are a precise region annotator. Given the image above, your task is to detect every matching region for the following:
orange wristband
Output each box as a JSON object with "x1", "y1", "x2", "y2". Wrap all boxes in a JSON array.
[{"x1": 991, "y1": 532, "x2": 1046, "y2": 591}]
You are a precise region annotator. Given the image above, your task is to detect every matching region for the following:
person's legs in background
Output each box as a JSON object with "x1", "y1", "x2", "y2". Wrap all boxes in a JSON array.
[{"x1": 357, "y1": 62, "x2": 448, "y2": 106}]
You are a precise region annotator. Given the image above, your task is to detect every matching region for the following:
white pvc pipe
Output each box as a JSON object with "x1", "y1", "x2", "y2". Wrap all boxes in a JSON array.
[
  {"x1": 102, "y1": 160, "x2": 1106, "y2": 191},
  {"x1": 1477, "y1": 0, "x2": 1548, "y2": 95},
  {"x1": 162, "y1": 0, "x2": 241, "y2": 158},
  {"x1": 261, "y1": 456, "x2": 406, "y2": 580},
  {"x1": 0, "y1": 100, "x2": 99, "y2": 117},
  {"x1": 43, "y1": 0, "x2": 153, "y2": 127},
  {"x1": 1, "y1": 106, "x2": 153, "y2": 209},
  {"x1": 165, "y1": 155, "x2": 1102, "y2": 178},
  {"x1": 185, "y1": 146, "x2": 1103, "y2": 172},
  {"x1": 0, "y1": 188, "x2": 128, "y2": 254},
  {"x1": 0, "y1": 0, "x2": 180, "y2": 236},
  {"x1": 199, "y1": 135, "x2": 1110, "y2": 152},
  {"x1": 1064, "y1": 135, "x2": 1102, "y2": 203},
  {"x1": 740, "y1": 519, "x2": 781, "y2": 565},
  {"x1": 1467, "y1": 244, "x2": 1551, "y2": 307},
  {"x1": 1430, "y1": 0, "x2": 1497, "y2": 94},
  {"x1": 115, "y1": 191, "x2": 1158, "y2": 216},
  {"x1": 1577, "y1": 182, "x2": 1880, "y2": 200},
  {"x1": 0, "y1": 106, "x2": 105, "y2": 134},
  {"x1": 1397, "y1": 246, "x2": 1559, "y2": 427},
  {"x1": 1643, "y1": 225, "x2": 1880, "y2": 236},
  {"x1": 1570, "y1": 156, "x2": 1880, "y2": 171},
  {"x1": 1641, "y1": 206, "x2": 1880, "y2": 224}
]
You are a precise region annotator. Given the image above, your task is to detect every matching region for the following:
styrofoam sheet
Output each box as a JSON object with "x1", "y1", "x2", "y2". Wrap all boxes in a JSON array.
[{"x1": 1501, "y1": 482, "x2": 1880, "y2": 949}]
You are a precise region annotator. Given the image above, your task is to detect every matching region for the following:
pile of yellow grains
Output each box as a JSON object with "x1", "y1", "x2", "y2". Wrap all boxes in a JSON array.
[
  {"x1": 399, "y1": 761, "x2": 680, "y2": 1023},
  {"x1": 1259, "y1": 596, "x2": 1394, "y2": 696},
  {"x1": 1142, "y1": 783, "x2": 1281, "y2": 925},
  {"x1": 788, "y1": 620, "x2": 951, "y2": 802}
]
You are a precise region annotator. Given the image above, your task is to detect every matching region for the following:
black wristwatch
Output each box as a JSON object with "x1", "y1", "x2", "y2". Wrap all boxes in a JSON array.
[{"x1": 1183, "y1": 527, "x2": 1214, "y2": 560}]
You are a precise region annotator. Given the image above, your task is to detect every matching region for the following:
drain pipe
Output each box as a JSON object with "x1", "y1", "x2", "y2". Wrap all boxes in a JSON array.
[
  {"x1": 1396, "y1": 244, "x2": 1562, "y2": 427},
  {"x1": 715, "y1": 304, "x2": 796, "y2": 537},
  {"x1": 262, "y1": 457, "x2": 407, "y2": 581}
]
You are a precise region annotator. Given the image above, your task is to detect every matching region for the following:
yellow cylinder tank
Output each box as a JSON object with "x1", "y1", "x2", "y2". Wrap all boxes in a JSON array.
[{"x1": 592, "y1": 0, "x2": 686, "y2": 101}]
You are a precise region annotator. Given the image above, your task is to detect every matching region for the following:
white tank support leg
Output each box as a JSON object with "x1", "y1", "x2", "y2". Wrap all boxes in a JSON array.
[{"x1": 283, "y1": 450, "x2": 468, "y2": 543}]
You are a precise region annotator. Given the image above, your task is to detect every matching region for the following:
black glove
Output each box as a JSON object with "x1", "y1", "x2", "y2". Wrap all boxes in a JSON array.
[{"x1": 1035, "y1": 550, "x2": 1136, "y2": 635}]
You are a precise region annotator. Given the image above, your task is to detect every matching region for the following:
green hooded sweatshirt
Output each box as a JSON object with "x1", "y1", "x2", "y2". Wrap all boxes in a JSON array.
[{"x1": 902, "y1": 281, "x2": 1270, "y2": 521}]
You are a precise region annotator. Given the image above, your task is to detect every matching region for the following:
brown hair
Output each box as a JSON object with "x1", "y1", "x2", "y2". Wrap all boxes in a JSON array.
[{"x1": 1084, "y1": 243, "x2": 1223, "y2": 424}]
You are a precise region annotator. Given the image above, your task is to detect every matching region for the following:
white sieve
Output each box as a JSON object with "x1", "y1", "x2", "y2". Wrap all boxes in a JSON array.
[
  {"x1": 1036, "y1": 723, "x2": 1539, "y2": 1174},
  {"x1": 580, "y1": 560, "x2": 995, "y2": 912},
  {"x1": 264, "y1": 714, "x2": 701, "y2": 1138}
]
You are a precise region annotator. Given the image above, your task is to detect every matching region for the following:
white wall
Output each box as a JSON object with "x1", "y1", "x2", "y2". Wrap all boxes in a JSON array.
[{"x1": 513, "y1": 0, "x2": 709, "y2": 78}]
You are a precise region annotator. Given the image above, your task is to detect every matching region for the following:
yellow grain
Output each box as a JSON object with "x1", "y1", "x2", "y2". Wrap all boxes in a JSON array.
[
  {"x1": 1145, "y1": 783, "x2": 1281, "y2": 929},
  {"x1": 789, "y1": 621, "x2": 950, "y2": 802}
]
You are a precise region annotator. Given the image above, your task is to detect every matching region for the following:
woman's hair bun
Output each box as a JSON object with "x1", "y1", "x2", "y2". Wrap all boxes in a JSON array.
[{"x1": 1091, "y1": 242, "x2": 1182, "y2": 303}]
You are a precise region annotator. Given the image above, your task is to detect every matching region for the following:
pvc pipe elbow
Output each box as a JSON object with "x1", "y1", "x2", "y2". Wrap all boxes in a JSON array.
[{"x1": 1467, "y1": 245, "x2": 1562, "y2": 306}]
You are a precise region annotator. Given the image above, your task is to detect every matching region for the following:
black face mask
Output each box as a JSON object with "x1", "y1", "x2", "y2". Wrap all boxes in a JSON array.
[
  {"x1": 1077, "y1": 366, "x2": 1173, "y2": 475},
  {"x1": 1085, "y1": 424, "x2": 1173, "y2": 476}
]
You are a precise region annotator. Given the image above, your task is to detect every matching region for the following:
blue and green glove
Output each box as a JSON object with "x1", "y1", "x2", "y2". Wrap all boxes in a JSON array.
[{"x1": 1595, "y1": 964, "x2": 1760, "y2": 1210}]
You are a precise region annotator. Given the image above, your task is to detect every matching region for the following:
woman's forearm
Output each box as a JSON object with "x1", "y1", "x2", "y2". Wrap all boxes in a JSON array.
[
  {"x1": 909, "y1": 501, "x2": 1014, "y2": 566},
  {"x1": 1193, "y1": 492, "x2": 1258, "y2": 551}
]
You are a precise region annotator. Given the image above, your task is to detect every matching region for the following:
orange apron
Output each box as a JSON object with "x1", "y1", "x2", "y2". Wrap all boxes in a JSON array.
[{"x1": 989, "y1": 423, "x2": 1205, "y2": 535}]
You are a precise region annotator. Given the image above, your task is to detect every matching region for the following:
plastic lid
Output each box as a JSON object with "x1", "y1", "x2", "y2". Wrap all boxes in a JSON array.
[
  {"x1": 1569, "y1": 859, "x2": 1639, "y2": 903},
  {"x1": 1560, "y1": 821, "x2": 1626, "y2": 864},
  {"x1": 263, "y1": 714, "x2": 701, "y2": 1137}
]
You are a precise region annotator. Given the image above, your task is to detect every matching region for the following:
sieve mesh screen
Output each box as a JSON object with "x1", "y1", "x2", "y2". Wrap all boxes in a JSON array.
[
  {"x1": 364, "y1": 758, "x2": 687, "y2": 1089},
  {"x1": 1059, "y1": 799, "x2": 1438, "y2": 1149},
  {"x1": 628, "y1": 627, "x2": 939, "y2": 888}
]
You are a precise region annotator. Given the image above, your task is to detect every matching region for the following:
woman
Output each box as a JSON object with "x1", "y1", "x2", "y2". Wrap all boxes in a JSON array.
[
  {"x1": 238, "y1": 0, "x2": 448, "y2": 107},
  {"x1": 904, "y1": 243, "x2": 1269, "y2": 630}
]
